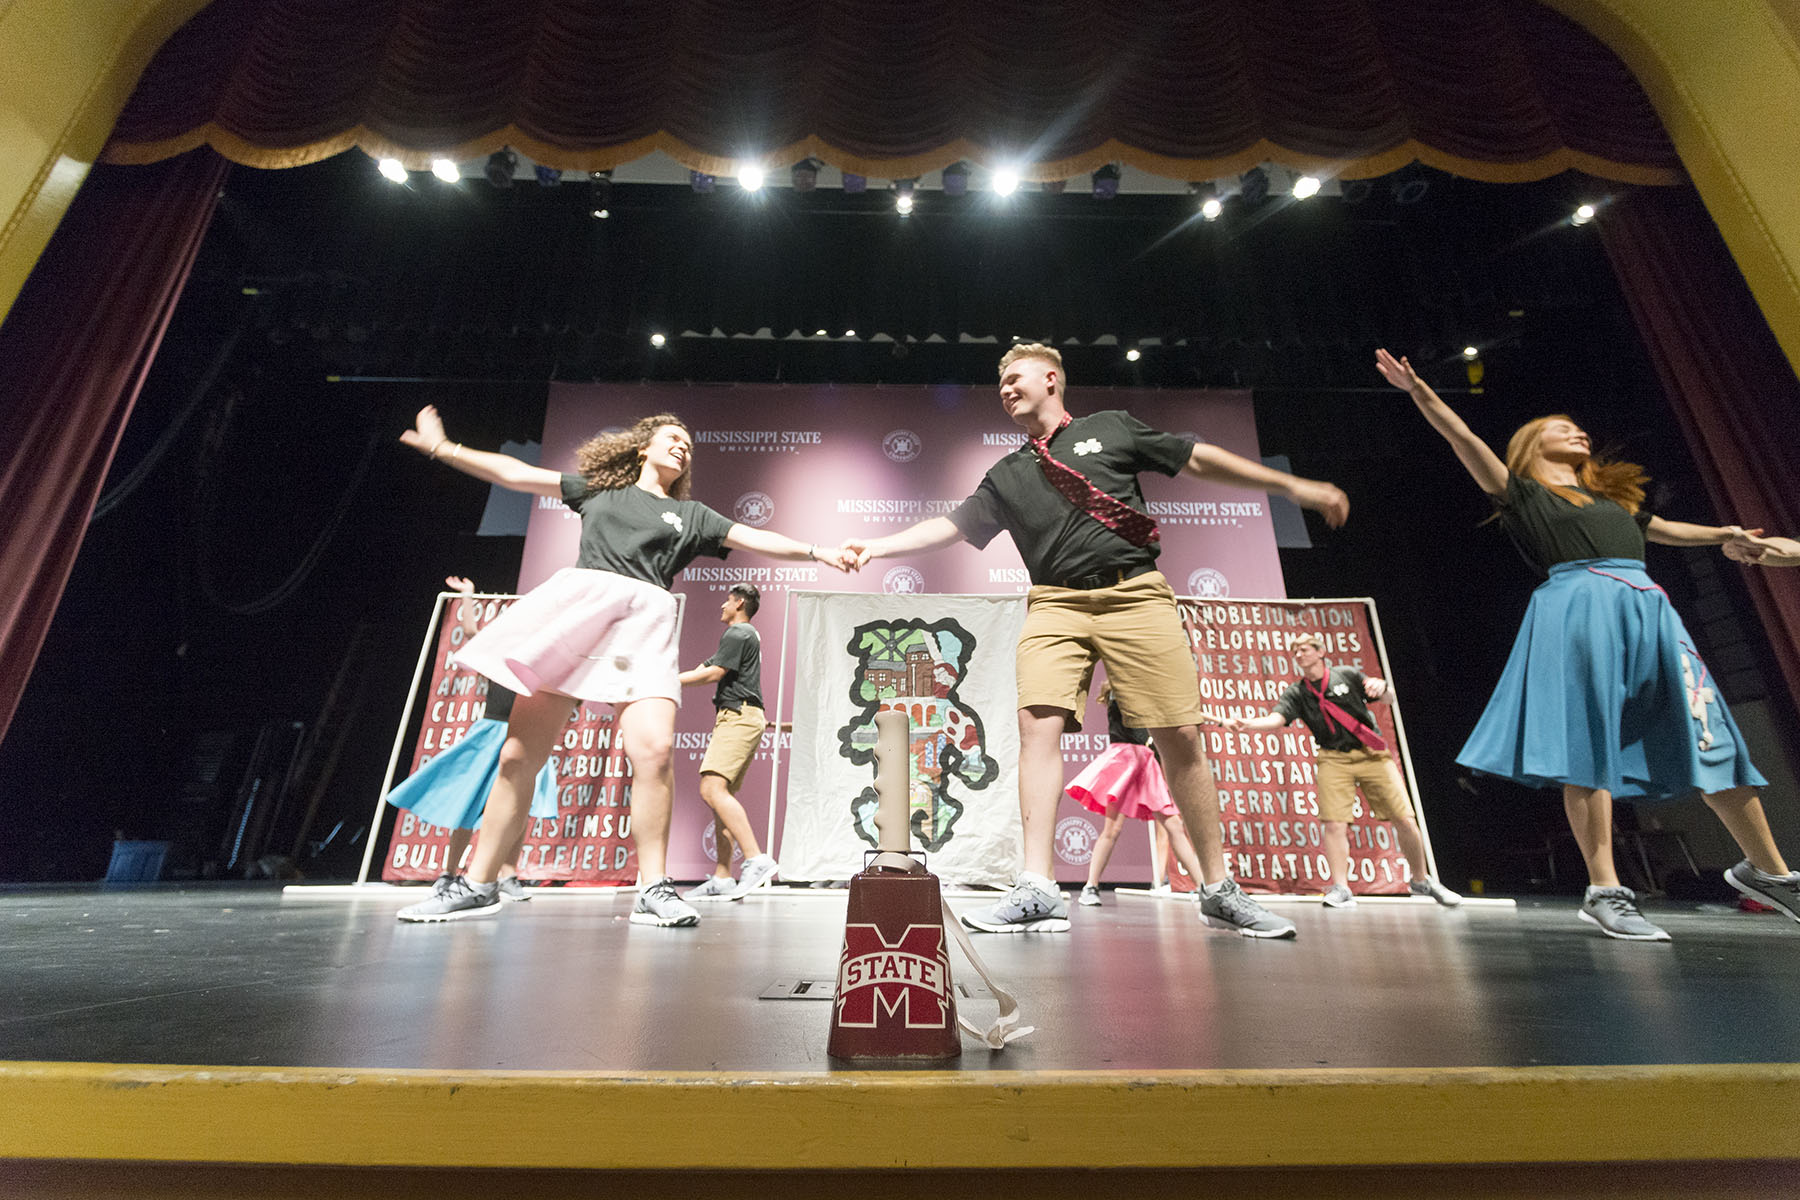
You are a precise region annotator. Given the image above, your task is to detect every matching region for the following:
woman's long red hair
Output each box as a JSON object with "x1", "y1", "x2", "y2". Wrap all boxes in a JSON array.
[{"x1": 1503, "y1": 414, "x2": 1646, "y2": 514}]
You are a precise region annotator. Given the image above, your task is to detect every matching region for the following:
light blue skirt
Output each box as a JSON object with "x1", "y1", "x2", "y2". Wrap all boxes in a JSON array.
[
  {"x1": 1458, "y1": 558, "x2": 1765, "y2": 802},
  {"x1": 384, "y1": 717, "x2": 560, "y2": 830}
]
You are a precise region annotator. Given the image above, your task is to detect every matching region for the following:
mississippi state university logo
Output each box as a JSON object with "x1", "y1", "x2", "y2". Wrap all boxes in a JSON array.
[
  {"x1": 882, "y1": 565, "x2": 925, "y2": 594},
  {"x1": 1186, "y1": 567, "x2": 1229, "y2": 598},
  {"x1": 701, "y1": 822, "x2": 743, "y2": 866},
  {"x1": 733, "y1": 491, "x2": 775, "y2": 527},
  {"x1": 1055, "y1": 815, "x2": 1099, "y2": 865},
  {"x1": 833, "y1": 923, "x2": 951, "y2": 1029},
  {"x1": 883, "y1": 429, "x2": 922, "y2": 462}
]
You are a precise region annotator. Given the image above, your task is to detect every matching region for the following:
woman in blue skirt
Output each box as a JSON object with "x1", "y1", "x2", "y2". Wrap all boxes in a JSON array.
[{"x1": 1377, "y1": 348, "x2": 1800, "y2": 940}]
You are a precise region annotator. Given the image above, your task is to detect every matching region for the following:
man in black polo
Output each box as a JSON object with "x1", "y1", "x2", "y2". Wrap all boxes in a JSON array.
[{"x1": 845, "y1": 343, "x2": 1349, "y2": 937}]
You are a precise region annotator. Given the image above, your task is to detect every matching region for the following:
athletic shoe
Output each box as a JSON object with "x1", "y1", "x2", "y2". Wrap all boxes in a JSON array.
[
  {"x1": 1078, "y1": 884, "x2": 1102, "y2": 907},
  {"x1": 684, "y1": 875, "x2": 739, "y2": 902},
  {"x1": 631, "y1": 877, "x2": 700, "y2": 927},
  {"x1": 398, "y1": 876, "x2": 500, "y2": 923},
  {"x1": 1199, "y1": 880, "x2": 1297, "y2": 939},
  {"x1": 731, "y1": 854, "x2": 780, "y2": 898},
  {"x1": 496, "y1": 875, "x2": 531, "y2": 903},
  {"x1": 1725, "y1": 860, "x2": 1800, "y2": 924},
  {"x1": 430, "y1": 873, "x2": 455, "y2": 897},
  {"x1": 1147, "y1": 881, "x2": 1173, "y2": 895},
  {"x1": 960, "y1": 875, "x2": 1070, "y2": 933},
  {"x1": 1409, "y1": 876, "x2": 1463, "y2": 907},
  {"x1": 1578, "y1": 886, "x2": 1671, "y2": 941},
  {"x1": 1321, "y1": 883, "x2": 1357, "y2": 909}
]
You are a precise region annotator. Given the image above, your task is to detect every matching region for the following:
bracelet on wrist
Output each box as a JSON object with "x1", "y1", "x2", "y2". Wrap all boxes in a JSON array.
[
  {"x1": 450, "y1": 442, "x2": 463, "y2": 461},
  {"x1": 429, "y1": 438, "x2": 446, "y2": 460}
]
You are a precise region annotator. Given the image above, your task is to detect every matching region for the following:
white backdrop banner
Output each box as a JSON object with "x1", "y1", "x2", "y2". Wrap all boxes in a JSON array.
[{"x1": 782, "y1": 591, "x2": 1026, "y2": 887}]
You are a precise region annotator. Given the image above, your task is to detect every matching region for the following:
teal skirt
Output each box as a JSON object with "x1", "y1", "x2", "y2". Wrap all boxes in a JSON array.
[
  {"x1": 1458, "y1": 558, "x2": 1764, "y2": 801},
  {"x1": 384, "y1": 717, "x2": 560, "y2": 830}
]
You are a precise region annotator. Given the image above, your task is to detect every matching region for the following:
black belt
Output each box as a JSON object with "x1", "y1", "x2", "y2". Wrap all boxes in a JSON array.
[{"x1": 1049, "y1": 564, "x2": 1156, "y2": 591}]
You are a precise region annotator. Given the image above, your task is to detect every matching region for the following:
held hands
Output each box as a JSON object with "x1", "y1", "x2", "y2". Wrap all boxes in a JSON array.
[
  {"x1": 812, "y1": 544, "x2": 860, "y2": 573},
  {"x1": 399, "y1": 405, "x2": 449, "y2": 456},
  {"x1": 1289, "y1": 478, "x2": 1350, "y2": 528},
  {"x1": 840, "y1": 537, "x2": 877, "y2": 570},
  {"x1": 1722, "y1": 527, "x2": 1776, "y2": 564},
  {"x1": 1374, "y1": 348, "x2": 1421, "y2": 394}
]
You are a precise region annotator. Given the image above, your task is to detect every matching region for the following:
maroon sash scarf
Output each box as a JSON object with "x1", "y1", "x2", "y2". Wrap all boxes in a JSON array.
[
  {"x1": 1026, "y1": 413, "x2": 1160, "y2": 548},
  {"x1": 1308, "y1": 674, "x2": 1387, "y2": 752}
]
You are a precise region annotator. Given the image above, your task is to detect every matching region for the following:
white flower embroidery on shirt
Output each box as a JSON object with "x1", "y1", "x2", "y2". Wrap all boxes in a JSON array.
[
  {"x1": 1073, "y1": 438, "x2": 1102, "y2": 456},
  {"x1": 1332, "y1": 683, "x2": 1350, "y2": 696},
  {"x1": 662, "y1": 511, "x2": 683, "y2": 534}
]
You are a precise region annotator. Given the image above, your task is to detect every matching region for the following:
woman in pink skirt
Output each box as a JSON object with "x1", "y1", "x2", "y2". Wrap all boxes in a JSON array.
[
  {"x1": 395, "y1": 406, "x2": 853, "y2": 926},
  {"x1": 1066, "y1": 689, "x2": 1208, "y2": 906}
]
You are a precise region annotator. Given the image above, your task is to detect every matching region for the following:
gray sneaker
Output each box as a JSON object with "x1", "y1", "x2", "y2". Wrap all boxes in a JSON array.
[
  {"x1": 1199, "y1": 880, "x2": 1297, "y2": 938},
  {"x1": 631, "y1": 877, "x2": 700, "y2": 927},
  {"x1": 430, "y1": 873, "x2": 455, "y2": 897},
  {"x1": 1725, "y1": 860, "x2": 1800, "y2": 924},
  {"x1": 1078, "y1": 884, "x2": 1102, "y2": 907},
  {"x1": 730, "y1": 854, "x2": 780, "y2": 898},
  {"x1": 1409, "y1": 876, "x2": 1463, "y2": 907},
  {"x1": 1579, "y1": 886, "x2": 1670, "y2": 941},
  {"x1": 1321, "y1": 883, "x2": 1357, "y2": 909},
  {"x1": 684, "y1": 874, "x2": 739, "y2": 902},
  {"x1": 961, "y1": 876, "x2": 1070, "y2": 933},
  {"x1": 398, "y1": 876, "x2": 501, "y2": 923},
  {"x1": 496, "y1": 875, "x2": 531, "y2": 903}
]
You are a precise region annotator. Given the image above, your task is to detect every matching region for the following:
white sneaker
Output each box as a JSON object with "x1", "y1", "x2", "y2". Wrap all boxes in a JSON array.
[
  {"x1": 631, "y1": 877, "x2": 700, "y2": 927},
  {"x1": 1078, "y1": 884, "x2": 1102, "y2": 907},
  {"x1": 684, "y1": 875, "x2": 739, "y2": 902},
  {"x1": 1321, "y1": 883, "x2": 1358, "y2": 909},
  {"x1": 961, "y1": 874, "x2": 1070, "y2": 933},
  {"x1": 730, "y1": 854, "x2": 779, "y2": 898},
  {"x1": 1409, "y1": 876, "x2": 1463, "y2": 907}
]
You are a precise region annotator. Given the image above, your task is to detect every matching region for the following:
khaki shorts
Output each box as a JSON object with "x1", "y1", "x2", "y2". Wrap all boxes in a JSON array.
[
  {"x1": 1016, "y1": 571, "x2": 1203, "y2": 731},
  {"x1": 700, "y1": 704, "x2": 765, "y2": 791},
  {"x1": 1316, "y1": 748, "x2": 1412, "y2": 823}
]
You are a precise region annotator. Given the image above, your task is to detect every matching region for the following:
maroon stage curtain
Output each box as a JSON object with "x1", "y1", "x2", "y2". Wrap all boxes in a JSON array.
[
  {"x1": 102, "y1": 0, "x2": 1678, "y2": 184},
  {"x1": 1599, "y1": 186, "x2": 1800, "y2": 718},
  {"x1": 0, "y1": 149, "x2": 229, "y2": 746}
]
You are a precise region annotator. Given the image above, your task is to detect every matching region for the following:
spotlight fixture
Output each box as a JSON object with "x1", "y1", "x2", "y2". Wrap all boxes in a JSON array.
[
  {"x1": 1201, "y1": 197, "x2": 1223, "y2": 220},
  {"x1": 1292, "y1": 174, "x2": 1322, "y2": 200},
  {"x1": 533, "y1": 164, "x2": 563, "y2": 187},
  {"x1": 690, "y1": 170, "x2": 716, "y2": 193},
  {"x1": 1462, "y1": 345, "x2": 1480, "y2": 360},
  {"x1": 841, "y1": 172, "x2": 867, "y2": 194},
  {"x1": 791, "y1": 158, "x2": 820, "y2": 192},
  {"x1": 894, "y1": 178, "x2": 916, "y2": 216},
  {"x1": 482, "y1": 148, "x2": 516, "y2": 187},
  {"x1": 377, "y1": 157, "x2": 408, "y2": 183},
  {"x1": 991, "y1": 166, "x2": 1021, "y2": 196},
  {"x1": 432, "y1": 158, "x2": 461, "y2": 183},
  {"x1": 1126, "y1": 348, "x2": 1141, "y2": 363},
  {"x1": 650, "y1": 332, "x2": 667, "y2": 348},
  {"x1": 843, "y1": 329, "x2": 856, "y2": 338},
  {"x1": 738, "y1": 163, "x2": 765, "y2": 191},
  {"x1": 1571, "y1": 203, "x2": 1597, "y2": 226},
  {"x1": 1239, "y1": 166, "x2": 1269, "y2": 205},
  {"x1": 588, "y1": 170, "x2": 612, "y2": 214},
  {"x1": 815, "y1": 329, "x2": 828, "y2": 336},
  {"x1": 941, "y1": 162, "x2": 970, "y2": 197},
  {"x1": 1091, "y1": 163, "x2": 1121, "y2": 200},
  {"x1": 591, "y1": 208, "x2": 610, "y2": 219}
]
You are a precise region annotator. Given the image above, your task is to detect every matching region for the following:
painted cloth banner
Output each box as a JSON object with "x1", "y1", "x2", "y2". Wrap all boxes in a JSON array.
[
  {"x1": 380, "y1": 595, "x2": 637, "y2": 884},
  {"x1": 783, "y1": 591, "x2": 1026, "y2": 887},
  {"x1": 529, "y1": 383, "x2": 1274, "y2": 881}
]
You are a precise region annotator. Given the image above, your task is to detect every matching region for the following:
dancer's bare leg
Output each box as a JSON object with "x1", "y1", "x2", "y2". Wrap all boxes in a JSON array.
[
  {"x1": 699, "y1": 772, "x2": 763, "y2": 860},
  {"x1": 618, "y1": 697, "x2": 678, "y2": 881},
  {"x1": 1704, "y1": 786, "x2": 1790, "y2": 874},
  {"x1": 1152, "y1": 811, "x2": 1207, "y2": 884},
  {"x1": 1151, "y1": 819, "x2": 1171, "y2": 887},
  {"x1": 1085, "y1": 808, "x2": 1127, "y2": 889},
  {"x1": 1322, "y1": 820, "x2": 1351, "y2": 887},
  {"x1": 445, "y1": 828, "x2": 473, "y2": 876},
  {"x1": 467, "y1": 692, "x2": 577, "y2": 883},
  {"x1": 710, "y1": 818, "x2": 735, "y2": 880},
  {"x1": 1563, "y1": 784, "x2": 1620, "y2": 887},
  {"x1": 1390, "y1": 815, "x2": 1431, "y2": 880},
  {"x1": 1019, "y1": 705, "x2": 1069, "y2": 878},
  {"x1": 1149, "y1": 725, "x2": 1226, "y2": 884}
]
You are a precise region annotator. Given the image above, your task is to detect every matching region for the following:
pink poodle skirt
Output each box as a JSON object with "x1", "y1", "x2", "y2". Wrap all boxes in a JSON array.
[
  {"x1": 1065, "y1": 743, "x2": 1177, "y2": 821},
  {"x1": 453, "y1": 567, "x2": 681, "y2": 705}
]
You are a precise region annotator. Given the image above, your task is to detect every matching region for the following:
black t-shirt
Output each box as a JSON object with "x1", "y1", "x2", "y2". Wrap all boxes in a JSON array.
[
  {"x1": 1272, "y1": 665, "x2": 1380, "y2": 754},
  {"x1": 705, "y1": 623, "x2": 763, "y2": 711},
  {"x1": 1105, "y1": 699, "x2": 1150, "y2": 747},
  {"x1": 560, "y1": 474, "x2": 735, "y2": 589},
  {"x1": 1492, "y1": 472, "x2": 1651, "y2": 576},
  {"x1": 949, "y1": 410, "x2": 1195, "y2": 585},
  {"x1": 482, "y1": 680, "x2": 517, "y2": 722}
]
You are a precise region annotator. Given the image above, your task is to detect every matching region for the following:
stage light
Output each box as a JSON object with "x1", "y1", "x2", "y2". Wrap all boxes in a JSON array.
[
  {"x1": 791, "y1": 159, "x2": 819, "y2": 192},
  {"x1": 377, "y1": 157, "x2": 408, "y2": 183},
  {"x1": 1462, "y1": 345, "x2": 1480, "y2": 360},
  {"x1": 483, "y1": 149, "x2": 516, "y2": 187},
  {"x1": 650, "y1": 332, "x2": 667, "y2": 348},
  {"x1": 1572, "y1": 203, "x2": 1596, "y2": 226},
  {"x1": 738, "y1": 163, "x2": 765, "y2": 191},
  {"x1": 1091, "y1": 163, "x2": 1121, "y2": 199},
  {"x1": 844, "y1": 329, "x2": 856, "y2": 338},
  {"x1": 589, "y1": 170, "x2": 612, "y2": 215},
  {"x1": 992, "y1": 166, "x2": 1020, "y2": 196},
  {"x1": 591, "y1": 208, "x2": 610, "y2": 219},
  {"x1": 534, "y1": 164, "x2": 563, "y2": 187},
  {"x1": 432, "y1": 158, "x2": 461, "y2": 183},
  {"x1": 1292, "y1": 174, "x2": 1321, "y2": 200},
  {"x1": 815, "y1": 329, "x2": 828, "y2": 336},
  {"x1": 941, "y1": 162, "x2": 970, "y2": 197},
  {"x1": 690, "y1": 170, "x2": 715, "y2": 193},
  {"x1": 896, "y1": 193, "x2": 914, "y2": 215},
  {"x1": 1201, "y1": 197, "x2": 1223, "y2": 220},
  {"x1": 842, "y1": 172, "x2": 867, "y2": 194},
  {"x1": 1239, "y1": 166, "x2": 1269, "y2": 205},
  {"x1": 1126, "y1": 348, "x2": 1141, "y2": 362}
]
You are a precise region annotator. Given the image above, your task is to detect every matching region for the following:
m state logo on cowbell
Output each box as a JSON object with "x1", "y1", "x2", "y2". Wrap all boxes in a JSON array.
[{"x1": 832, "y1": 922, "x2": 952, "y2": 1029}]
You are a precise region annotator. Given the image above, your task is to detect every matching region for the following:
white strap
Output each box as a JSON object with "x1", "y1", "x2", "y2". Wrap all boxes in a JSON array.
[{"x1": 940, "y1": 895, "x2": 1034, "y2": 1047}]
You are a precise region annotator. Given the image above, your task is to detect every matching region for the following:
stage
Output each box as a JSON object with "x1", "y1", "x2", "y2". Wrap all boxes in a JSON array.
[{"x1": 1, "y1": 882, "x2": 1797, "y2": 1194}]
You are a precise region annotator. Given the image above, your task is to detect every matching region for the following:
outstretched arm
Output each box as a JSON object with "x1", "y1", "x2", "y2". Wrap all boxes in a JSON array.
[
  {"x1": 400, "y1": 405, "x2": 563, "y2": 496},
  {"x1": 679, "y1": 664, "x2": 727, "y2": 688},
  {"x1": 1223, "y1": 710, "x2": 1288, "y2": 733},
  {"x1": 724, "y1": 524, "x2": 857, "y2": 571},
  {"x1": 843, "y1": 517, "x2": 967, "y2": 568},
  {"x1": 1725, "y1": 534, "x2": 1800, "y2": 567},
  {"x1": 1375, "y1": 349, "x2": 1508, "y2": 496},
  {"x1": 1646, "y1": 517, "x2": 1765, "y2": 549},
  {"x1": 447, "y1": 575, "x2": 478, "y2": 638},
  {"x1": 1181, "y1": 444, "x2": 1349, "y2": 528}
]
